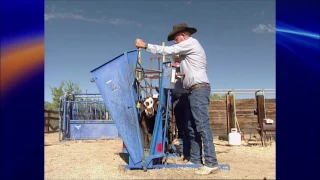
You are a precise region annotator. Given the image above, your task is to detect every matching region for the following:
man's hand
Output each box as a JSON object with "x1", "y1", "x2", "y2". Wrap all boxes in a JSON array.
[
  {"x1": 176, "y1": 73, "x2": 185, "y2": 76},
  {"x1": 135, "y1": 38, "x2": 146, "y2": 48},
  {"x1": 172, "y1": 62, "x2": 180, "y2": 67},
  {"x1": 175, "y1": 73, "x2": 185, "y2": 79}
]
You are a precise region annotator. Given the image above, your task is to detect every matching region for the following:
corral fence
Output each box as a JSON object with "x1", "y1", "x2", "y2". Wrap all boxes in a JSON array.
[
  {"x1": 209, "y1": 89, "x2": 276, "y2": 146},
  {"x1": 44, "y1": 88, "x2": 276, "y2": 145},
  {"x1": 44, "y1": 109, "x2": 59, "y2": 133}
]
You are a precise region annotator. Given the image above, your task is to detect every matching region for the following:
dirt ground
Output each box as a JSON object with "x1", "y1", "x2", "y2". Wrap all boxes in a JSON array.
[{"x1": 45, "y1": 132, "x2": 275, "y2": 180}]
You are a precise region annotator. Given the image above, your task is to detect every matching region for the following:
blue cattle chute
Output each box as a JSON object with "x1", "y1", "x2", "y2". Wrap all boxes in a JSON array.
[
  {"x1": 58, "y1": 93, "x2": 119, "y2": 141},
  {"x1": 90, "y1": 50, "x2": 231, "y2": 171},
  {"x1": 90, "y1": 50, "x2": 144, "y2": 165},
  {"x1": 69, "y1": 120, "x2": 118, "y2": 139}
]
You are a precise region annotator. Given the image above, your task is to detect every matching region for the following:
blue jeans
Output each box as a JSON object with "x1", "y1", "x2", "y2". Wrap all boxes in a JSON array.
[
  {"x1": 172, "y1": 94, "x2": 190, "y2": 157},
  {"x1": 186, "y1": 86, "x2": 219, "y2": 168}
]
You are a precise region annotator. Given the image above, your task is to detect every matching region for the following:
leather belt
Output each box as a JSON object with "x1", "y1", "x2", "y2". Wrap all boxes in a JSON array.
[
  {"x1": 189, "y1": 83, "x2": 210, "y2": 91},
  {"x1": 173, "y1": 93, "x2": 188, "y2": 99}
]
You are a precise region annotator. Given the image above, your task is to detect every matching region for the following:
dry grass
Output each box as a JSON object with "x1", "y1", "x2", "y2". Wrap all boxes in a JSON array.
[{"x1": 45, "y1": 132, "x2": 275, "y2": 179}]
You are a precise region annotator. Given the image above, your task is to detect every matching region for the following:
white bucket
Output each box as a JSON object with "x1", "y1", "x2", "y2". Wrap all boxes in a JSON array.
[{"x1": 228, "y1": 128, "x2": 241, "y2": 146}]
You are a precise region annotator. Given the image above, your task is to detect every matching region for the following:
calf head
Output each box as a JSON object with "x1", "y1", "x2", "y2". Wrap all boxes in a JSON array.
[
  {"x1": 143, "y1": 96, "x2": 155, "y2": 118},
  {"x1": 140, "y1": 96, "x2": 159, "y2": 118}
]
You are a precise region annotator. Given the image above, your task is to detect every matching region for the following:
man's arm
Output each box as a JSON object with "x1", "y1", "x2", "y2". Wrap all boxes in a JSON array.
[
  {"x1": 146, "y1": 40, "x2": 193, "y2": 56},
  {"x1": 135, "y1": 38, "x2": 193, "y2": 56}
]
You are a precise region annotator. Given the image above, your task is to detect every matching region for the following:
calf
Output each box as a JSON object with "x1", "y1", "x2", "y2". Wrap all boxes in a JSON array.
[{"x1": 139, "y1": 95, "x2": 159, "y2": 149}]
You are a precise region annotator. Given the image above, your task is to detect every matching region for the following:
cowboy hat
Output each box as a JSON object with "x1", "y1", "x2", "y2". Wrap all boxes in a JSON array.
[{"x1": 167, "y1": 23, "x2": 197, "y2": 41}]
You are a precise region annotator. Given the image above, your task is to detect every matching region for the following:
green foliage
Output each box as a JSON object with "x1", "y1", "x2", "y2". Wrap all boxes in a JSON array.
[
  {"x1": 49, "y1": 80, "x2": 82, "y2": 109},
  {"x1": 46, "y1": 80, "x2": 113, "y2": 120},
  {"x1": 45, "y1": 101, "x2": 57, "y2": 111},
  {"x1": 210, "y1": 93, "x2": 227, "y2": 99}
]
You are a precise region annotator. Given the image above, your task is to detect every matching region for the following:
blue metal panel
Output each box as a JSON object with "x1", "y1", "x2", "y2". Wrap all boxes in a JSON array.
[
  {"x1": 162, "y1": 62, "x2": 175, "y2": 89},
  {"x1": 90, "y1": 50, "x2": 144, "y2": 165},
  {"x1": 149, "y1": 62, "x2": 172, "y2": 159},
  {"x1": 69, "y1": 120, "x2": 118, "y2": 139}
]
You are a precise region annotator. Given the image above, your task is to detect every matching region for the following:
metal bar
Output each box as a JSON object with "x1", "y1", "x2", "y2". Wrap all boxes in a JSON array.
[
  {"x1": 72, "y1": 93, "x2": 102, "y2": 96},
  {"x1": 100, "y1": 103, "x2": 102, "y2": 120},
  {"x1": 150, "y1": 56, "x2": 153, "y2": 94},
  {"x1": 138, "y1": 48, "x2": 142, "y2": 79},
  {"x1": 136, "y1": 69, "x2": 162, "y2": 73},
  {"x1": 162, "y1": 42, "x2": 165, "y2": 63},
  {"x1": 63, "y1": 137, "x2": 118, "y2": 140},
  {"x1": 137, "y1": 66, "x2": 160, "y2": 97},
  {"x1": 139, "y1": 86, "x2": 159, "y2": 89},
  {"x1": 58, "y1": 97, "x2": 63, "y2": 141},
  {"x1": 151, "y1": 163, "x2": 230, "y2": 170},
  {"x1": 136, "y1": 67, "x2": 161, "y2": 71},
  {"x1": 135, "y1": 65, "x2": 141, "y2": 100},
  {"x1": 210, "y1": 91, "x2": 275, "y2": 94},
  {"x1": 139, "y1": 84, "x2": 151, "y2": 97},
  {"x1": 136, "y1": 62, "x2": 145, "y2": 82},
  {"x1": 136, "y1": 61, "x2": 143, "y2": 69},
  {"x1": 141, "y1": 78, "x2": 152, "y2": 93},
  {"x1": 135, "y1": 71, "x2": 161, "y2": 75},
  {"x1": 149, "y1": 56, "x2": 170, "y2": 60},
  {"x1": 158, "y1": 58, "x2": 161, "y2": 88},
  {"x1": 66, "y1": 101, "x2": 105, "y2": 103},
  {"x1": 211, "y1": 89, "x2": 275, "y2": 91},
  {"x1": 94, "y1": 102, "x2": 97, "y2": 119},
  {"x1": 143, "y1": 75, "x2": 161, "y2": 79},
  {"x1": 72, "y1": 97, "x2": 104, "y2": 100},
  {"x1": 162, "y1": 90, "x2": 171, "y2": 154}
]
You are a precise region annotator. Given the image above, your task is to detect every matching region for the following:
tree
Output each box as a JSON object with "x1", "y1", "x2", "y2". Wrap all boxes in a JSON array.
[
  {"x1": 210, "y1": 93, "x2": 227, "y2": 99},
  {"x1": 50, "y1": 80, "x2": 82, "y2": 109},
  {"x1": 45, "y1": 101, "x2": 57, "y2": 110}
]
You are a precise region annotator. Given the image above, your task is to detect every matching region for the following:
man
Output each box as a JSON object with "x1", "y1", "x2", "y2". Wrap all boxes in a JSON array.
[
  {"x1": 135, "y1": 23, "x2": 219, "y2": 175},
  {"x1": 170, "y1": 55, "x2": 190, "y2": 162}
]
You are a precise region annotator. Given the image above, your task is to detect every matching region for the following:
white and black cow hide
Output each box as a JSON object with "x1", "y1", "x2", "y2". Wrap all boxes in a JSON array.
[{"x1": 138, "y1": 95, "x2": 159, "y2": 149}]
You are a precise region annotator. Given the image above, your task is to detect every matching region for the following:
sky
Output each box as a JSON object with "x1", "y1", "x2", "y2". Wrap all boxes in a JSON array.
[{"x1": 45, "y1": 0, "x2": 276, "y2": 102}]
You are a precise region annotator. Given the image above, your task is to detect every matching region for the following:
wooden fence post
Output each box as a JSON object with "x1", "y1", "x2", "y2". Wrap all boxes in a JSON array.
[
  {"x1": 256, "y1": 95, "x2": 266, "y2": 146},
  {"x1": 44, "y1": 109, "x2": 60, "y2": 133},
  {"x1": 226, "y1": 94, "x2": 236, "y2": 134},
  {"x1": 47, "y1": 111, "x2": 51, "y2": 132}
]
